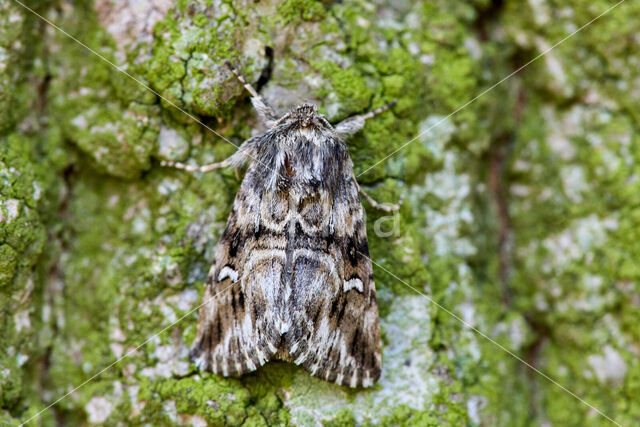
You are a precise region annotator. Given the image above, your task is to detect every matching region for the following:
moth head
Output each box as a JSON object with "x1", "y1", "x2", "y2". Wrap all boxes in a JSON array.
[
  {"x1": 281, "y1": 103, "x2": 332, "y2": 131},
  {"x1": 293, "y1": 104, "x2": 317, "y2": 126}
]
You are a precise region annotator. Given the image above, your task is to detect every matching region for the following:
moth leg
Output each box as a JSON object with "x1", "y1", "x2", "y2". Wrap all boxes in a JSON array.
[
  {"x1": 160, "y1": 157, "x2": 232, "y2": 173},
  {"x1": 357, "y1": 183, "x2": 403, "y2": 213},
  {"x1": 225, "y1": 61, "x2": 278, "y2": 124},
  {"x1": 334, "y1": 100, "x2": 397, "y2": 138},
  {"x1": 161, "y1": 134, "x2": 259, "y2": 173}
]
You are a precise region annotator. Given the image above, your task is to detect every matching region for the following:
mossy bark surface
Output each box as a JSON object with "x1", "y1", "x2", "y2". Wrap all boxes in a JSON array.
[{"x1": 1, "y1": 0, "x2": 638, "y2": 425}]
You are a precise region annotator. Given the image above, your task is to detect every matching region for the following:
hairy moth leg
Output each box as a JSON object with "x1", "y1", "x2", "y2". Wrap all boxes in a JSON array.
[
  {"x1": 225, "y1": 61, "x2": 278, "y2": 125},
  {"x1": 162, "y1": 63, "x2": 278, "y2": 174},
  {"x1": 357, "y1": 183, "x2": 403, "y2": 213},
  {"x1": 160, "y1": 157, "x2": 232, "y2": 173},
  {"x1": 334, "y1": 100, "x2": 402, "y2": 212},
  {"x1": 160, "y1": 134, "x2": 261, "y2": 173},
  {"x1": 334, "y1": 100, "x2": 397, "y2": 138}
]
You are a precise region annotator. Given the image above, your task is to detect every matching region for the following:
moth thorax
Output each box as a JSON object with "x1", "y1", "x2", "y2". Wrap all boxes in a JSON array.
[{"x1": 297, "y1": 126, "x2": 321, "y2": 141}]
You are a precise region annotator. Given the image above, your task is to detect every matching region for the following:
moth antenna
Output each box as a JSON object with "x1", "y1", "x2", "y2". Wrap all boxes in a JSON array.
[
  {"x1": 160, "y1": 158, "x2": 232, "y2": 173},
  {"x1": 225, "y1": 61, "x2": 278, "y2": 123},
  {"x1": 358, "y1": 185, "x2": 403, "y2": 213}
]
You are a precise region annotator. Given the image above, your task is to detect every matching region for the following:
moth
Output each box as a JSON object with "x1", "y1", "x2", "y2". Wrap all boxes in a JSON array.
[{"x1": 163, "y1": 63, "x2": 398, "y2": 387}]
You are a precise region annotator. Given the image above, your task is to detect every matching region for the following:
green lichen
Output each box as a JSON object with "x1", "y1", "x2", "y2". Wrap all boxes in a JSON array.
[
  {"x1": 312, "y1": 61, "x2": 372, "y2": 121},
  {"x1": 44, "y1": 3, "x2": 159, "y2": 179},
  {"x1": 143, "y1": 2, "x2": 266, "y2": 119},
  {"x1": 0, "y1": 133, "x2": 60, "y2": 424},
  {"x1": 0, "y1": 244, "x2": 17, "y2": 287},
  {"x1": 0, "y1": 1, "x2": 38, "y2": 133},
  {"x1": 277, "y1": 0, "x2": 326, "y2": 25},
  {"x1": 470, "y1": 0, "x2": 640, "y2": 425}
]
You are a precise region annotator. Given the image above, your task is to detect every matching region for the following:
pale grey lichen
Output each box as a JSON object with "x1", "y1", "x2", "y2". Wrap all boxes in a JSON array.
[
  {"x1": 85, "y1": 396, "x2": 114, "y2": 424},
  {"x1": 285, "y1": 295, "x2": 439, "y2": 425}
]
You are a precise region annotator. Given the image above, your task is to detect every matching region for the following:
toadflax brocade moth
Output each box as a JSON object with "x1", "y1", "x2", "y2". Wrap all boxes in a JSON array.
[{"x1": 162, "y1": 63, "x2": 397, "y2": 388}]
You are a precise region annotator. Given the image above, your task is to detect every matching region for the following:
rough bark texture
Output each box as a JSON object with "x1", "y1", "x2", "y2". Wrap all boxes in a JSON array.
[{"x1": 1, "y1": 0, "x2": 639, "y2": 425}]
